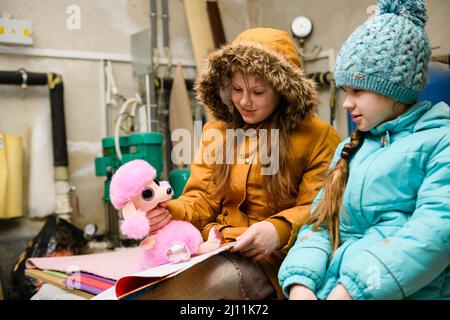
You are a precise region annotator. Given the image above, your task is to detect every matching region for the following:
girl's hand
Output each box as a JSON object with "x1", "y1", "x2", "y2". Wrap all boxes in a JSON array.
[
  {"x1": 326, "y1": 284, "x2": 352, "y2": 300},
  {"x1": 146, "y1": 201, "x2": 172, "y2": 235},
  {"x1": 230, "y1": 221, "x2": 278, "y2": 261},
  {"x1": 289, "y1": 284, "x2": 318, "y2": 300}
]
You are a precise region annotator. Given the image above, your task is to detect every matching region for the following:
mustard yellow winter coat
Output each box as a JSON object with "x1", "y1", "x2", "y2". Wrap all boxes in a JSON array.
[{"x1": 167, "y1": 28, "x2": 341, "y2": 299}]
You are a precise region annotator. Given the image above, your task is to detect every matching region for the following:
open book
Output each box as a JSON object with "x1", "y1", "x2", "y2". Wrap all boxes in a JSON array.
[{"x1": 25, "y1": 242, "x2": 235, "y2": 300}]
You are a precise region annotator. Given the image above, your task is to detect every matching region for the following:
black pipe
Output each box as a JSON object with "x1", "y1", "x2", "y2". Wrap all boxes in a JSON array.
[
  {"x1": 0, "y1": 70, "x2": 69, "y2": 166},
  {"x1": 154, "y1": 77, "x2": 195, "y2": 91},
  {"x1": 48, "y1": 74, "x2": 69, "y2": 166},
  {"x1": 307, "y1": 71, "x2": 334, "y2": 87},
  {"x1": 0, "y1": 70, "x2": 47, "y2": 86}
]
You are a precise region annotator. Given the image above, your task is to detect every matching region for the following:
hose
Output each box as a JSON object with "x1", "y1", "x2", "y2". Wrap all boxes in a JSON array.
[{"x1": 114, "y1": 95, "x2": 142, "y2": 161}]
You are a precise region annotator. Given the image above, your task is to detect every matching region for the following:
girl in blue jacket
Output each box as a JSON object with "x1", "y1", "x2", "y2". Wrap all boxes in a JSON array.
[{"x1": 279, "y1": 0, "x2": 450, "y2": 300}]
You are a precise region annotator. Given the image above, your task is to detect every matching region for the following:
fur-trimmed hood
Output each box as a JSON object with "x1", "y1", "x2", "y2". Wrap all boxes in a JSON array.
[{"x1": 195, "y1": 28, "x2": 318, "y2": 131}]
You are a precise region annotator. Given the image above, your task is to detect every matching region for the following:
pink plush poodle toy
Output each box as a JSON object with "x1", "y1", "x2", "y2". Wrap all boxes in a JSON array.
[{"x1": 109, "y1": 159, "x2": 221, "y2": 270}]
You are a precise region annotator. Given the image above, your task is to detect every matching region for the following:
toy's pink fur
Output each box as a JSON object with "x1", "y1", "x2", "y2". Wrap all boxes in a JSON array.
[
  {"x1": 139, "y1": 220, "x2": 204, "y2": 269},
  {"x1": 109, "y1": 160, "x2": 156, "y2": 209},
  {"x1": 120, "y1": 210, "x2": 149, "y2": 240},
  {"x1": 110, "y1": 160, "x2": 218, "y2": 271}
]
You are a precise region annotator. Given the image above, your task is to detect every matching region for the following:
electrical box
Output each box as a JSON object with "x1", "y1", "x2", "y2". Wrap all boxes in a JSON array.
[
  {"x1": 0, "y1": 17, "x2": 33, "y2": 46},
  {"x1": 130, "y1": 28, "x2": 153, "y2": 77}
]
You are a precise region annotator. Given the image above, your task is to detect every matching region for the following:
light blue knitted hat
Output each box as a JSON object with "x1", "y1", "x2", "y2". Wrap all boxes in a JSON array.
[{"x1": 334, "y1": 0, "x2": 431, "y2": 104}]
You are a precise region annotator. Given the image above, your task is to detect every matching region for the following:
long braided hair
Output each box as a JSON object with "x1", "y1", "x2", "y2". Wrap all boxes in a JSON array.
[{"x1": 304, "y1": 129, "x2": 366, "y2": 253}]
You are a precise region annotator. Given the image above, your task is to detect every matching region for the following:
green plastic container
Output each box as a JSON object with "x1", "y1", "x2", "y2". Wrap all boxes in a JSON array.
[
  {"x1": 94, "y1": 132, "x2": 165, "y2": 202},
  {"x1": 95, "y1": 136, "x2": 129, "y2": 177},
  {"x1": 127, "y1": 132, "x2": 164, "y2": 179},
  {"x1": 102, "y1": 136, "x2": 129, "y2": 157},
  {"x1": 169, "y1": 168, "x2": 191, "y2": 199}
]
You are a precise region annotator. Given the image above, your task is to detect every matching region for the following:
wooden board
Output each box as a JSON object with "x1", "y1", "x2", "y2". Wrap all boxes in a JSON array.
[
  {"x1": 25, "y1": 269, "x2": 94, "y2": 299},
  {"x1": 183, "y1": 0, "x2": 216, "y2": 71},
  {"x1": 169, "y1": 64, "x2": 194, "y2": 168}
]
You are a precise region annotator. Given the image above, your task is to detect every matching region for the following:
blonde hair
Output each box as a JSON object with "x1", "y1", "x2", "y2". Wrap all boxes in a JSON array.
[
  {"x1": 207, "y1": 71, "x2": 298, "y2": 212},
  {"x1": 304, "y1": 130, "x2": 366, "y2": 253},
  {"x1": 207, "y1": 102, "x2": 297, "y2": 212}
]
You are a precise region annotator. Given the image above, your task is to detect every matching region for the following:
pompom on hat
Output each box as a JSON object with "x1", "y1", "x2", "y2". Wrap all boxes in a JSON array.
[{"x1": 334, "y1": 0, "x2": 431, "y2": 104}]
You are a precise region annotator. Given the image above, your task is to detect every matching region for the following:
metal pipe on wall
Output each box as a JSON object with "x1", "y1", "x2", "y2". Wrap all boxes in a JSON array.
[
  {"x1": 0, "y1": 45, "x2": 196, "y2": 67},
  {"x1": 0, "y1": 69, "x2": 73, "y2": 220}
]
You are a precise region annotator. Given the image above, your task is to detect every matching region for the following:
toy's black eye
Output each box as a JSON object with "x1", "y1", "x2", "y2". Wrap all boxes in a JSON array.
[{"x1": 141, "y1": 188, "x2": 154, "y2": 201}]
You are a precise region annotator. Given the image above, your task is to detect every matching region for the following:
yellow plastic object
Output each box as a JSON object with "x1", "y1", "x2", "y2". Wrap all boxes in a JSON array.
[
  {"x1": 0, "y1": 133, "x2": 23, "y2": 219},
  {"x1": 0, "y1": 134, "x2": 7, "y2": 217}
]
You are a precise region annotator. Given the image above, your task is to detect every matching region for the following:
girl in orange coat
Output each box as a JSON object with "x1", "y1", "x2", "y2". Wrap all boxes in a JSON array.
[{"x1": 139, "y1": 27, "x2": 341, "y2": 300}]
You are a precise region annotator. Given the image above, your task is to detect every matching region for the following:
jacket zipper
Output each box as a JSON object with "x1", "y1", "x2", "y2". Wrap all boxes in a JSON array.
[
  {"x1": 344, "y1": 131, "x2": 392, "y2": 233},
  {"x1": 357, "y1": 131, "x2": 393, "y2": 229}
]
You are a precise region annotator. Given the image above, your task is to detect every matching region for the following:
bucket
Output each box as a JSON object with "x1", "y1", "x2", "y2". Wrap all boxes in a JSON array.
[{"x1": 168, "y1": 168, "x2": 191, "y2": 199}]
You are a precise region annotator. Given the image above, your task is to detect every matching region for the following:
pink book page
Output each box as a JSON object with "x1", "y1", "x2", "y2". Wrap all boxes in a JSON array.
[{"x1": 26, "y1": 247, "x2": 142, "y2": 280}]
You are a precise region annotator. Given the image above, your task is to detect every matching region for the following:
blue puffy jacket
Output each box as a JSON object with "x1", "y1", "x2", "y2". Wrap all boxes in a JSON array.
[{"x1": 279, "y1": 101, "x2": 450, "y2": 300}]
